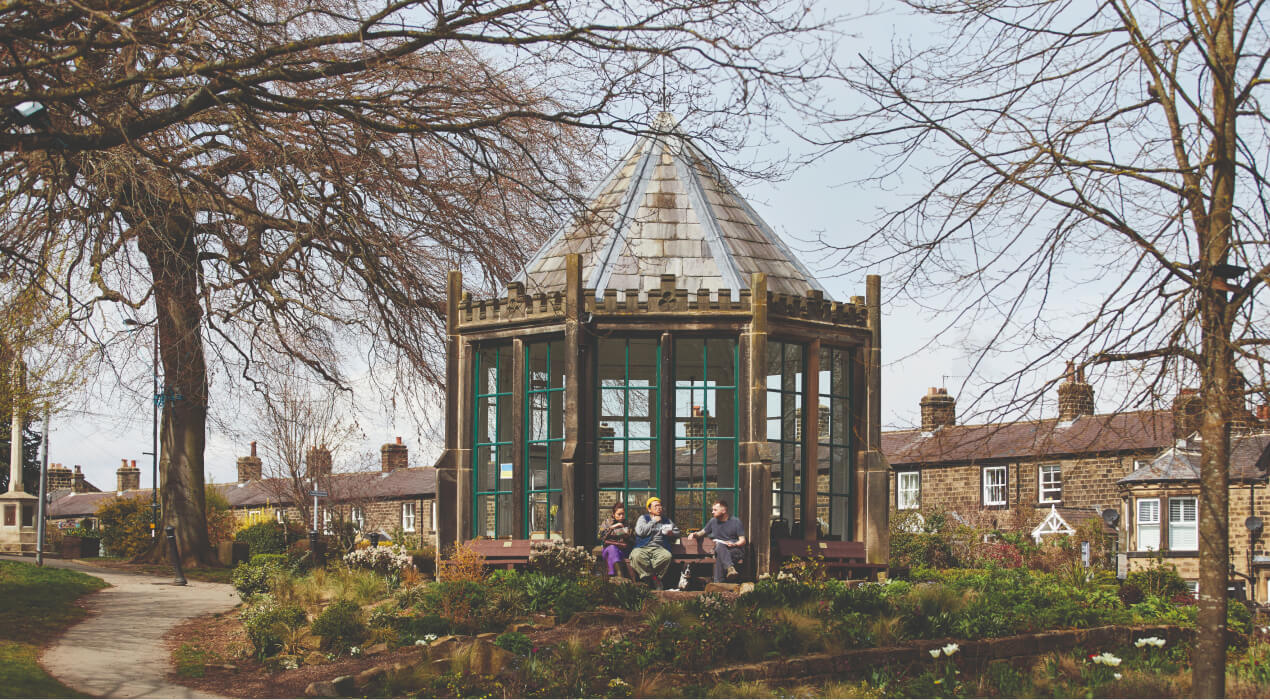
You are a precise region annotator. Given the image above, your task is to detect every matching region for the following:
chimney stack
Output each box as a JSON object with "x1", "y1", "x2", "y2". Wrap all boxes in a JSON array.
[
  {"x1": 920, "y1": 387, "x2": 956, "y2": 432},
  {"x1": 381, "y1": 437, "x2": 408, "y2": 472},
  {"x1": 236, "y1": 441, "x2": 263, "y2": 483},
  {"x1": 307, "y1": 444, "x2": 333, "y2": 479},
  {"x1": 72, "y1": 465, "x2": 86, "y2": 493},
  {"x1": 1172, "y1": 389, "x2": 1202, "y2": 440},
  {"x1": 47, "y1": 463, "x2": 72, "y2": 490},
  {"x1": 116, "y1": 458, "x2": 141, "y2": 491},
  {"x1": 1056, "y1": 362, "x2": 1095, "y2": 422}
]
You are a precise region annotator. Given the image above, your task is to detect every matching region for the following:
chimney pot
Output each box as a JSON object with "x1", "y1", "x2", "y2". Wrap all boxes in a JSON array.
[
  {"x1": 1057, "y1": 361, "x2": 1095, "y2": 421},
  {"x1": 250, "y1": 441, "x2": 257, "y2": 457}
]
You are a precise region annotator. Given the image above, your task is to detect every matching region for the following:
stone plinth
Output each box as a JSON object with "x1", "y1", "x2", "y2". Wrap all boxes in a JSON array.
[{"x1": 0, "y1": 490, "x2": 39, "y2": 553}]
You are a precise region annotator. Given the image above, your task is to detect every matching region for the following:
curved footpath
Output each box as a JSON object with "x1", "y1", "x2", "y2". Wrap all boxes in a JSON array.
[{"x1": 2, "y1": 554, "x2": 238, "y2": 698}]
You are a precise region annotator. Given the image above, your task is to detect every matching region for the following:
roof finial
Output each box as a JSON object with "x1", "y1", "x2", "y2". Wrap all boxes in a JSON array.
[{"x1": 660, "y1": 52, "x2": 670, "y2": 113}]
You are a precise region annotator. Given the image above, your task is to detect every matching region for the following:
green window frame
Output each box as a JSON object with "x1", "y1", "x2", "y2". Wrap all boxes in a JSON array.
[
  {"x1": 472, "y1": 345, "x2": 514, "y2": 538},
  {"x1": 595, "y1": 337, "x2": 660, "y2": 525},
  {"x1": 766, "y1": 341, "x2": 805, "y2": 537},
  {"x1": 817, "y1": 346, "x2": 854, "y2": 540},
  {"x1": 673, "y1": 337, "x2": 739, "y2": 532},
  {"x1": 525, "y1": 341, "x2": 565, "y2": 538}
]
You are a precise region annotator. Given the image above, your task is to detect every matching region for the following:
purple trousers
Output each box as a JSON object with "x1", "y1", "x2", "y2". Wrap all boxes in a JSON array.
[{"x1": 601, "y1": 544, "x2": 628, "y2": 575}]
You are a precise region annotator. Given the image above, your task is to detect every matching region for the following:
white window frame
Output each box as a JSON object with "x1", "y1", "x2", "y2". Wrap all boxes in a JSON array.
[
  {"x1": 402, "y1": 502, "x2": 417, "y2": 533},
  {"x1": 248, "y1": 509, "x2": 261, "y2": 522},
  {"x1": 322, "y1": 508, "x2": 333, "y2": 535},
  {"x1": 430, "y1": 500, "x2": 437, "y2": 532},
  {"x1": 275, "y1": 510, "x2": 286, "y2": 524},
  {"x1": 1137, "y1": 498, "x2": 1160, "y2": 551},
  {"x1": 1168, "y1": 496, "x2": 1198, "y2": 551},
  {"x1": 897, "y1": 471, "x2": 921, "y2": 510},
  {"x1": 983, "y1": 466, "x2": 1008, "y2": 506},
  {"x1": 1038, "y1": 464, "x2": 1062, "y2": 503},
  {"x1": 350, "y1": 506, "x2": 365, "y2": 532},
  {"x1": 1186, "y1": 580, "x2": 1199, "y2": 595}
]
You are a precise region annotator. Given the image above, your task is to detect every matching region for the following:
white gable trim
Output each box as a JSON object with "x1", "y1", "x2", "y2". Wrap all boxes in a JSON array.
[{"x1": 1031, "y1": 504, "x2": 1076, "y2": 543}]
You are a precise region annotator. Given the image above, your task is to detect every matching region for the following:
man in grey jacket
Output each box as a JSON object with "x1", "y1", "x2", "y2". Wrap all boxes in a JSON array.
[{"x1": 629, "y1": 496, "x2": 680, "y2": 590}]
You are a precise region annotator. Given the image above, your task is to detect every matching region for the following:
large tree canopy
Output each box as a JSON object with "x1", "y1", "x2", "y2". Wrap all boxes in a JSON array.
[
  {"x1": 0, "y1": 0, "x2": 835, "y2": 564},
  {"x1": 828, "y1": 1, "x2": 1269, "y2": 694}
]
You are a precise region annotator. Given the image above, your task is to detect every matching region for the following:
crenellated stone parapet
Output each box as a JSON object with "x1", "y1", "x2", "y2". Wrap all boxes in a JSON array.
[{"x1": 454, "y1": 272, "x2": 868, "y2": 331}]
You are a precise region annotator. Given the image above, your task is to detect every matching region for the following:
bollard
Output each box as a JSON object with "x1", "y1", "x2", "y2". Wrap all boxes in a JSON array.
[
  {"x1": 369, "y1": 531, "x2": 380, "y2": 548},
  {"x1": 309, "y1": 529, "x2": 320, "y2": 567},
  {"x1": 164, "y1": 525, "x2": 187, "y2": 586}
]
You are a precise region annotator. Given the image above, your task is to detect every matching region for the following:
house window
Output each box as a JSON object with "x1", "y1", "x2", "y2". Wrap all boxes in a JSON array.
[
  {"x1": 431, "y1": 501, "x2": 437, "y2": 532},
  {"x1": 322, "y1": 508, "x2": 333, "y2": 535},
  {"x1": 1137, "y1": 498, "x2": 1160, "y2": 551},
  {"x1": 673, "y1": 337, "x2": 739, "y2": 532},
  {"x1": 1134, "y1": 459, "x2": 1150, "y2": 471},
  {"x1": 766, "y1": 341, "x2": 805, "y2": 533},
  {"x1": 526, "y1": 341, "x2": 565, "y2": 537},
  {"x1": 248, "y1": 509, "x2": 261, "y2": 523},
  {"x1": 402, "y1": 502, "x2": 416, "y2": 533},
  {"x1": 596, "y1": 337, "x2": 661, "y2": 528},
  {"x1": 897, "y1": 471, "x2": 921, "y2": 510},
  {"x1": 275, "y1": 510, "x2": 286, "y2": 524},
  {"x1": 351, "y1": 506, "x2": 365, "y2": 532},
  {"x1": 1169, "y1": 497, "x2": 1198, "y2": 550},
  {"x1": 982, "y1": 466, "x2": 1007, "y2": 506},
  {"x1": 1038, "y1": 465, "x2": 1062, "y2": 503},
  {"x1": 1186, "y1": 580, "x2": 1199, "y2": 595},
  {"x1": 473, "y1": 344, "x2": 514, "y2": 538},
  {"x1": 817, "y1": 346, "x2": 855, "y2": 540}
]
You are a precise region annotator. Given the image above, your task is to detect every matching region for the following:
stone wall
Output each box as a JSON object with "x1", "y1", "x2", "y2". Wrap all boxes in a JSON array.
[
  {"x1": 889, "y1": 451, "x2": 1156, "y2": 528},
  {"x1": 241, "y1": 496, "x2": 437, "y2": 547}
]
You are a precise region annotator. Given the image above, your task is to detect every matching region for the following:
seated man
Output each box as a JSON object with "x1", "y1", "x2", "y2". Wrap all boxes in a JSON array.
[
  {"x1": 629, "y1": 496, "x2": 680, "y2": 590},
  {"x1": 687, "y1": 499, "x2": 746, "y2": 582}
]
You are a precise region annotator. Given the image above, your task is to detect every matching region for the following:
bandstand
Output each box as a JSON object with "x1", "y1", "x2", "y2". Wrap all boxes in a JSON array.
[{"x1": 434, "y1": 115, "x2": 888, "y2": 573}]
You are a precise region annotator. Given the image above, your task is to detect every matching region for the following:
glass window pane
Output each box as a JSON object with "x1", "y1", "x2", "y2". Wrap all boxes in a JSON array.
[{"x1": 628, "y1": 389, "x2": 653, "y2": 419}]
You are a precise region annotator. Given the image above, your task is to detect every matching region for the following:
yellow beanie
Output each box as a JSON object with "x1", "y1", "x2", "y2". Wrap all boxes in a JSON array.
[{"x1": 645, "y1": 496, "x2": 662, "y2": 510}]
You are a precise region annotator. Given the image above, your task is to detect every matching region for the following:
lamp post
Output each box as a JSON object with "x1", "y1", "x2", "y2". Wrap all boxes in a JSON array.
[{"x1": 124, "y1": 317, "x2": 160, "y2": 538}]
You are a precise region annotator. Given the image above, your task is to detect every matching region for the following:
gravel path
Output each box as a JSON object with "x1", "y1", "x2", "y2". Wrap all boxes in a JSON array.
[{"x1": 3, "y1": 555, "x2": 238, "y2": 698}]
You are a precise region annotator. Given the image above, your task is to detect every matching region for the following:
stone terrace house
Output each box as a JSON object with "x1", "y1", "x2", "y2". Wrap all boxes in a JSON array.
[
  {"x1": 1118, "y1": 432, "x2": 1270, "y2": 603},
  {"x1": 883, "y1": 368, "x2": 1181, "y2": 542},
  {"x1": 433, "y1": 112, "x2": 889, "y2": 575},
  {"x1": 224, "y1": 439, "x2": 438, "y2": 546},
  {"x1": 46, "y1": 460, "x2": 142, "y2": 531}
]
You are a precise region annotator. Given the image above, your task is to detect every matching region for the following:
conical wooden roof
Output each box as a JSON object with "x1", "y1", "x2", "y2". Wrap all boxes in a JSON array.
[{"x1": 518, "y1": 113, "x2": 827, "y2": 299}]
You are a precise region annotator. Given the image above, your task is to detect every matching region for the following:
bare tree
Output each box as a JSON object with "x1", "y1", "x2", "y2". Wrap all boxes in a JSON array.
[
  {"x1": 0, "y1": 1, "x2": 837, "y2": 564},
  {"x1": 827, "y1": 1, "x2": 1269, "y2": 693},
  {"x1": 252, "y1": 377, "x2": 364, "y2": 530}
]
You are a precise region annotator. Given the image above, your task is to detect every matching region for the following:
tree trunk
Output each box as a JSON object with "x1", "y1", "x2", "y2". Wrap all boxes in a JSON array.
[
  {"x1": 137, "y1": 214, "x2": 215, "y2": 568},
  {"x1": 1193, "y1": 4, "x2": 1238, "y2": 696}
]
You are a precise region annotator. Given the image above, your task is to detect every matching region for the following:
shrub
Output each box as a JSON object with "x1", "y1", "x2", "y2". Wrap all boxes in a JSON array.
[
  {"x1": 344, "y1": 544, "x2": 413, "y2": 574},
  {"x1": 236, "y1": 521, "x2": 287, "y2": 558},
  {"x1": 311, "y1": 600, "x2": 369, "y2": 653},
  {"x1": 240, "y1": 596, "x2": 306, "y2": 657},
  {"x1": 95, "y1": 495, "x2": 152, "y2": 559},
  {"x1": 409, "y1": 546, "x2": 437, "y2": 574},
  {"x1": 438, "y1": 541, "x2": 486, "y2": 582},
  {"x1": 494, "y1": 631, "x2": 534, "y2": 656},
  {"x1": 232, "y1": 557, "x2": 286, "y2": 600},
  {"x1": 527, "y1": 541, "x2": 595, "y2": 578},
  {"x1": 1118, "y1": 581, "x2": 1144, "y2": 606},
  {"x1": 1125, "y1": 561, "x2": 1188, "y2": 599},
  {"x1": 205, "y1": 486, "x2": 235, "y2": 547}
]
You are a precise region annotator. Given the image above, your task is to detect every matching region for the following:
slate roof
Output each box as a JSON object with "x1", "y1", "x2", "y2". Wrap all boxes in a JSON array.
[
  {"x1": 517, "y1": 112, "x2": 827, "y2": 299},
  {"x1": 883, "y1": 410, "x2": 1175, "y2": 467},
  {"x1": 47, "y1": 468, "x2": 436, "y2": 519},
  {"x1": 1118, "y1": 433, "x2": 1270, "y2": 484}
]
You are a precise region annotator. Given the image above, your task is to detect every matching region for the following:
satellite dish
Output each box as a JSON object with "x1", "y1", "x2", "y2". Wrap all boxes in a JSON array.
[
  {"x1": 1246, "y1": 516, "x2": 1264, "y2": 533},
  {"x1": 1101, "y1": 508, "x2": 1120, "y2": 528}
]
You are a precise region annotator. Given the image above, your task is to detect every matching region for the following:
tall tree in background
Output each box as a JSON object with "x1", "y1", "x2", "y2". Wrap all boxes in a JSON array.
[
  {"x1": 1, "y1": 1, "x2": 835, "y2": 565},
  {"x1": 830, "y1": 1, "x2": 1268, "y2": 694}
]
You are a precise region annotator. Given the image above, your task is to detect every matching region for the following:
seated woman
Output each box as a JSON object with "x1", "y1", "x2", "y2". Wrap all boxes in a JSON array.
[{"x1": 597, "y1": 502, "x2": 633, "y2": 576}]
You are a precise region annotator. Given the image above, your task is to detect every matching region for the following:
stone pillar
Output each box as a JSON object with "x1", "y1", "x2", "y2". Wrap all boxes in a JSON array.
[
  {"x1": 560, "y1": 254, "x2": 584, "y2": 545},
  {"x1": 803, "y1": 338, "x2": 820, "y2": 541},
  {"x1": 863, "y1": 274, "x2": 890, "y2": 568},
  {"x1": 7, "y1": 368, "x2": 21, "y2": 494},
  {"x1": 380, "y1": 437, "x2": 408, "y2": 472},
  {"x1": 436, "y1": 269, "x2": 463, "y2": 549},
  {"x1": 741, "y1": 272, "x2": 773, "y2": 574}
]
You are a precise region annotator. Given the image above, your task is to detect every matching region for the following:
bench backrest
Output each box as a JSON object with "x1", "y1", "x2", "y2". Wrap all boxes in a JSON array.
[
  {"x1": 774, "y1": 538, "x2": 866, "y2": 561},
  {"x1": 466, "y1": 539, "x2": 536, "y2": 559},
  {"x1": 668, "y1": 537, "x2": 717, "y2": 557}
]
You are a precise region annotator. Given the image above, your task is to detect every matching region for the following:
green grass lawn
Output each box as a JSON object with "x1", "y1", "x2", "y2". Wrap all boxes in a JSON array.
[{"x1": 0, "y1": 560, "x2": 108, "y2": 698}]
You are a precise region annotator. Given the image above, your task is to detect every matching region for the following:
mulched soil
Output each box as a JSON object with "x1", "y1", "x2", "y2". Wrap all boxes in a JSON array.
[{"x1": 164, "y1": 590, "x2": 713, "y2": 698}]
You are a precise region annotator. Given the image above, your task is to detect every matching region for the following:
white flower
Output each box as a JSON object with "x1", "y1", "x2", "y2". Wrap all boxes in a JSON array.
[
  {"x1": 942, "y1": 643, "x2": 960, "y2": 656},
  {"x1": 1114, "y1": 673, "x2": 1122, "y2": 680},
  {"x1": 1135, "y1": 636, "x2": 1166, "y2": 648},
  {"x1": 1090, "y1": 652, "x2": 1122, "y2": 667},
  {"x1": 929, "y1": 649, "x2": 942, "y2": 658},
  {"x1": 414, "y1": 639, "x2": 427, "y2": 646}
]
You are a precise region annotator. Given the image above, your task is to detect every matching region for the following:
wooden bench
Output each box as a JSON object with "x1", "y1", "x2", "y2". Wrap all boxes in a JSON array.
[
  {"x1": 465, "y1": 538, "x2": 535, "y2": 570},
  {"x1": 773, "y1": 538, "x2": 886, "y2": 581},
  {"x1": 595, "y1": 537, "x2": 750, "y2": 586}
]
